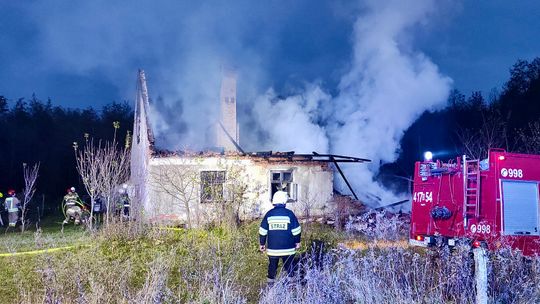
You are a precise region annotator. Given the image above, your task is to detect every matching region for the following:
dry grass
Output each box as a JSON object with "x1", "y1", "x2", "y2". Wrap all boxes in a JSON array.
[
  {"x1": 261, "y1": 212, "x2": 540, "y2": 304},
  {"x1": 0, "y1": 213, "x2": 539, "y2": 303}
]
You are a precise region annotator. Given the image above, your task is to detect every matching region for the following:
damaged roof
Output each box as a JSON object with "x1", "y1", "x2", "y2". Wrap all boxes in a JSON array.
[{"x1": 152, "y1": 149, "x2": 370, "y2": 164}]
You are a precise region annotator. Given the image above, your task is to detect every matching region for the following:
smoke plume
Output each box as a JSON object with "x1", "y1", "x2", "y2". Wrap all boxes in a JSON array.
[
  {"x1": 247, "y1": 0, "x2": 452, "y2": 204},
  {"x1": 14, "y1": 0, "x2": 453, "y2": 205}
]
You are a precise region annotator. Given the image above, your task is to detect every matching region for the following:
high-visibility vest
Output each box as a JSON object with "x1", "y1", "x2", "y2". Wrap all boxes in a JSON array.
[
  {"x1": 64, "y1": 194, "x2": 79, "y2": 206},
  {"x1": 5, "y1": 197, "x2": 19, "y2": 213}
]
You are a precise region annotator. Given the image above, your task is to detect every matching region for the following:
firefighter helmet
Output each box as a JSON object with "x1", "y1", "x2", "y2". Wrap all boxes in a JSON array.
[
  {"x1": 7, "y1": 189, "x2": 15, "y2": 196},
  {"x1": 272, "y1": 190, "x2": 288, "y2": 205},
  {"x1": 70, "y1": 187, "x2": 76, "y2": 193}
]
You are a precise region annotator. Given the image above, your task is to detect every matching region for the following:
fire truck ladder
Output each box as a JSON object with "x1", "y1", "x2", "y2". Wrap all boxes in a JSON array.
[{"x1": 463, "y1": 156, "x2": 481, "y2": 226}]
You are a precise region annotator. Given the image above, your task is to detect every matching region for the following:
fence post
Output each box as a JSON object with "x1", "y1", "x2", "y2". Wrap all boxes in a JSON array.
[{"x1": 473, "y1": 247, "x2": 488, "y2": 304}]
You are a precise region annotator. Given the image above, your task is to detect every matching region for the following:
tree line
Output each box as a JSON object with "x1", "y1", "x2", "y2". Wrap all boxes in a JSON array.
[{"x1": 0, "y1": 95, "x2": 133, "y2": 214}]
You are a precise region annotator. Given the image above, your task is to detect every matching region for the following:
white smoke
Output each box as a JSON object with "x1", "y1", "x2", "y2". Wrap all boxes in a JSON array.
[
  {"x1": 250, "y1": 0, "x2": 452, "y2": 205},
  {"x1": 18, "y1": 0, "x2": 453, "y2": 205},
  {"x1": 330, "y1": 0, "x2": 452, "y2": 204},
  {"x1": 249, "y1": 85, "x2": 331, "y2": 153}
]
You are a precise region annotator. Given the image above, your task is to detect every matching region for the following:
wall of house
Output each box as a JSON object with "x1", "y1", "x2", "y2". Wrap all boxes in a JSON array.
[
  {"x1": 144, "y1": 155, "x2": 334, "y2": 226},
  {"x1": 130, "y1": 70, "x2": 153, "y2": 219}
]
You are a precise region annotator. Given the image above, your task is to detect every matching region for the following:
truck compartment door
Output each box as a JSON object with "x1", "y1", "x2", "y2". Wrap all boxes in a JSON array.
[{"x1": 502, "y1": 180, "x2": 539, "y2": 236}]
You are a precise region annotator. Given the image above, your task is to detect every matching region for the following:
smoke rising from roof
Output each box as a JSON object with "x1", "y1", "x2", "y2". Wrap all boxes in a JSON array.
[
  {"x1": 18, "y1": 0, "x2": 452, "y2": 205},
  {"x1": 245, "y1": 0, "x2": 453, "y2": 204}
]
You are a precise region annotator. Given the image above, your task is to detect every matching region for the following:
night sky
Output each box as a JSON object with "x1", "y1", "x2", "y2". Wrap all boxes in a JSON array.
[{"x1": 1, "y1": 1, "x2": 539, "y2": 108}]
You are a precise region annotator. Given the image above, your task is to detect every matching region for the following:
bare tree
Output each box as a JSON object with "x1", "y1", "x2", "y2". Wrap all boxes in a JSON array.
[
  {"x1": 517, "y1": 119, "x2": 540, "y2": 154},
  {"x1": 74, "y1": 137, "x2": 101, "y2": 229},
  {"x1": 221, "y1": 161, "x2": 251, "y2": 228},
  {"x1": 74, "y1": 122, "x2": 131, "y2": 228},
  {"x1": 97, "y1": 136, "x2": 131, "y2": 225},
  {"x1": 149, "y1": 157, "x2": 252, "y2": 229},
  {"x1": 21, "y1": 162, "x2": 40, "y2": 232},
  {"x1": 150, "y1": 158, "x2": 200, "y2": 228},
  {"x1": 457, "y1": 110, "x2": 508, "y2": 159},
  {"x1": 298, "y1": 190, "x2": 320, "y2": 223}
]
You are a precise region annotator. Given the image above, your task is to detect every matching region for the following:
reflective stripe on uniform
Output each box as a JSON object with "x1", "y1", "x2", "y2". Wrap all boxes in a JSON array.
[
  {"x1": 266, "y1": 248, "x2": 295, "y2": 256},
  {"x1": 267, "y1": 216, "x2": 290, "y2": 224},
  {"x1": 6, "y1": 198, "x2": 15, "y2": 209},
  {"x1": 259, "y1": 227, "x2": 268, "y2": 236},
  {"x1": 291, "y1": 226, "x2": 301, "y2": 236},
  {"x1": 8, "y1": 208, "x2": 18, "y2": 213}
]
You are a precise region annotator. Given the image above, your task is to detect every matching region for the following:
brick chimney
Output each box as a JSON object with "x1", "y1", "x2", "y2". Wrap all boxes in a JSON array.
[{"x1": 216, "y1": 69, "x2": 239, "y2": 152}]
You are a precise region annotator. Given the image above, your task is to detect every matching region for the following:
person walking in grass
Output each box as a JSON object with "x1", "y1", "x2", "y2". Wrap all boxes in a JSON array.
[
  {"x1": 259, "y1": 185, "x2": 302, "y2": 286},
  {"x1": 5, "y1": 189, "x2": 20, "y2": 227}
]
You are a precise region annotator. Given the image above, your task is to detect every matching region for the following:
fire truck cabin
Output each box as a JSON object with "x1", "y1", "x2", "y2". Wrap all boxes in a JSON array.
[{"x1": 409, "y1": 149, "x2": 540, "y2": 255}]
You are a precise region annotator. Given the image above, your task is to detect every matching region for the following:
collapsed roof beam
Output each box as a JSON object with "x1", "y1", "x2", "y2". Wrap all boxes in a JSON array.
[
  {"x1": 330, "y1": 156, "x2": 359, "y2": 201},
  {"x1": 312, "y1": 152, "x2": 371, "y2": 162},
  {"x1": 219, "y1": 121, "x2": 245, "y2": 155},
  {"x1": 249, "y1": 151, "x2": 371, "y2": 163}
]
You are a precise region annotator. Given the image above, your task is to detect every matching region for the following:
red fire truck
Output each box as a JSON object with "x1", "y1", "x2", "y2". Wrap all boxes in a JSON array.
[{"x1": 409, "y1": 149, "x2": 540, "y2": 255}]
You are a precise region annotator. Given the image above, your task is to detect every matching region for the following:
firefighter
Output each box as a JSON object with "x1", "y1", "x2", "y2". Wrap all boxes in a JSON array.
[
  {"x1": 92, "y1": 194, "x2": 106, "y2": 214},
  {"x1": 63, "y1": 187, "x2": 82, "y2": 225},
  {"x1": 5, "y1": 189, "x2": 20, "y2": 227},
  {"x1": 91, "y1": 194, "x2": 106, "y2": 224},
  {"x1": 117, "y1": 184, "x2": 130, "y2": 220},
  {"x1": 0, "y1": 192, "x2": 4, "y2": 226},
  {"x1": 259, "y1": 186, "x2": 302, "y2": 286}
]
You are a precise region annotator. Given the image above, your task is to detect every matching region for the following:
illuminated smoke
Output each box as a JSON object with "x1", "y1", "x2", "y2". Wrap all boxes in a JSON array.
[{"x1": 22, "y1": 0, "x2": 453, "y2": 205}]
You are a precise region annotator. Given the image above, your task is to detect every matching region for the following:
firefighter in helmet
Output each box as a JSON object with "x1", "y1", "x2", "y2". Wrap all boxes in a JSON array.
[
  {"x1": 259, "y1": 184, "x2": 301, "y2": 285},
  {"x1": 63, "y1": 187, "x2": 82, "y2": 225},
  {"x1": 5, "y1": 189, "x2": 20, "y2": 227},
  {"x1": 116, "y1": 184, "x2": 130, "y2": 220}
]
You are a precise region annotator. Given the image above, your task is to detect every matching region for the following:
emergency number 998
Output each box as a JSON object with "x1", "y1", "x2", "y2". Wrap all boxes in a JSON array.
[
  {"x1": 501, "y1": 168, "x2": 523, "y2": 178},
  {"x1": 471, "y1": 224, "x2": 491, "y2": 234}
]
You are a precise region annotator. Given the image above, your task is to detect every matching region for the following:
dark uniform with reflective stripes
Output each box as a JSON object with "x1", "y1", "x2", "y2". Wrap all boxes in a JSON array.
[
  {"x1": 259, "y1": 196, "x2": 301, "y2": 282},
  {"x1": 5, "y1": 196, "x2": 20, "y2": 227}
]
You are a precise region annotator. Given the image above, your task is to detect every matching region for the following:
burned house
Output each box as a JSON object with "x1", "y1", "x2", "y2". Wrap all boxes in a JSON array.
[{"x1": 130, "y1": 70, "x2": 368, "y2": 226}]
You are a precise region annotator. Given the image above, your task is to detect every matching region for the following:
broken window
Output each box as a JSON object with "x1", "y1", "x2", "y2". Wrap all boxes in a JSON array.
[
  {"x1": 270, "y1": 170, "x2": 297, "y2": 202},
  {"x1": 201, "y1": 171, "x2": 226, "y2": 203}
]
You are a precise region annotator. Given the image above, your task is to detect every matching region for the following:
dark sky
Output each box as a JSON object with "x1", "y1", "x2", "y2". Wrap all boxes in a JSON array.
[{"x1": 0, "y1": 0, "x2": 539, "y2": 107}]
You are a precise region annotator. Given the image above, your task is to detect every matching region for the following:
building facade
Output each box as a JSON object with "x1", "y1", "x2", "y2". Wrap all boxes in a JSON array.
[{"x1": 130, "y1": 69, "x2": 363, "y2": 227}]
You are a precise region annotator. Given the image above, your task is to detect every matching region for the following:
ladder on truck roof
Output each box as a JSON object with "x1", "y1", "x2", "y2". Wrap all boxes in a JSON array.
[{"x1": 463, "y1": 156, "x2": 481, "y2": 227}]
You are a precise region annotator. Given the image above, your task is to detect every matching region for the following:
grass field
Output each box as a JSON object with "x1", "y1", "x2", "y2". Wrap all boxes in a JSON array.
[
  {"x1": 0, "y1": 215, "x2": 539, "y2": 303},
  {"x1": 0, "y1": 218, "x2": 345, "y2": 303}
]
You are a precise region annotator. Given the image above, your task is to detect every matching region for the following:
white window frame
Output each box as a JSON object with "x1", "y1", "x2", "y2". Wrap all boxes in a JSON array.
[{"x1": 269, "y1": 169, "x2": 298, "y2": 202}]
